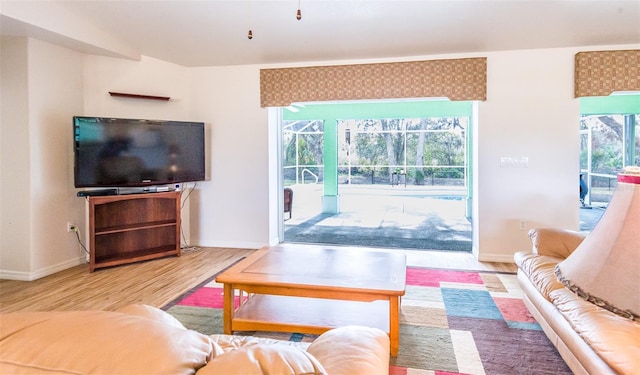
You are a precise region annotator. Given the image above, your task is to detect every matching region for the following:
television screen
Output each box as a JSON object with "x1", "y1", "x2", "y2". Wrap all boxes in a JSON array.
[{"x1": 74, "y1": 116, "x2": 205, "y2": 188}]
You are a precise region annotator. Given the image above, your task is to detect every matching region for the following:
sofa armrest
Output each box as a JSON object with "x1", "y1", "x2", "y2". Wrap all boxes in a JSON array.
[
  {"x1": 528, "y1": 228, "x2": 586, "y2": 259},
  {"x1": 0, "y1": 308, "x2": 215, "y2": 375}
]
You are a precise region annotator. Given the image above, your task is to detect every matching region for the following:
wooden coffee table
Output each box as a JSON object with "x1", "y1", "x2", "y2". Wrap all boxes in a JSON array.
[{"x1": 215, "y1": 244, "x2": 407, "y2": 356}]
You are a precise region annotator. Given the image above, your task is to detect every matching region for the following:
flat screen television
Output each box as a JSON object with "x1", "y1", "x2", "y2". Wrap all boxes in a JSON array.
[{"x1": 74, "y1": 116, "x2": 205, "y2": 188}]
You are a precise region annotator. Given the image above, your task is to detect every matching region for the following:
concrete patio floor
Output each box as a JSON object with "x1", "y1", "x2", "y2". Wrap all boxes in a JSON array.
[{"x1": 283, "y1": 184, "x2": 604, "y2": 251}]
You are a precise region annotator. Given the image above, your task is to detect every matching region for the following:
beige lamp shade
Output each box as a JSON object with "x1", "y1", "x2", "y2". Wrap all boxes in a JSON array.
[{"x1": 555, "y1": 169, "x2": 640, "y2": 321}]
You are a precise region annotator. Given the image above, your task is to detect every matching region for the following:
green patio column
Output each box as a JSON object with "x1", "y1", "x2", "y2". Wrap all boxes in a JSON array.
[
  {"x1": 323, "y1": 116, "x2": 339, "y2": 214},
  {"x1": 283, "y1": 107, "x2": 341, "y2": 214}
]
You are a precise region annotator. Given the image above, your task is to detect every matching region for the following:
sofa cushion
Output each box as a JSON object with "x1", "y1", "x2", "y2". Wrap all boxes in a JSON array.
[
  {"x1": 527, "y1": 228, "x2": 585, "y2": 258},
  {"x1": 0, "y1": 308, "x2": 215, "y2": 375},
  {"x1": 210, "y1": 334, "x2": 310, "y2": 352},
  {"x1": 197, "y1": 344, "x2": 326, "y2": 375},
  {"x1": 307, "y1": 325, "x2": 389, "y2": 375},
  {"x1": 116, "y1": 303, "x2": 186, "y2": 329},
  {"x1": 514, "y1": 251, "x2": 565, "y2": 300},
  {"x1": 550, "y1": 288, "x2": 640, "y2": 375}
]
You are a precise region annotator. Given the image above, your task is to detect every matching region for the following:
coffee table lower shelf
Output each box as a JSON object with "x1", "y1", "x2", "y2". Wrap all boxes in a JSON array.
[{"x1": 230, "y1": 294, "x2": 390, "y2": 335}]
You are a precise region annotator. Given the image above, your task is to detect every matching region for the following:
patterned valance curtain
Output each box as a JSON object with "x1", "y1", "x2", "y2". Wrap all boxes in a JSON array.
[
  {"x1": 260, "y1": 58, "x2": 487, "y2": 107},
  {"x1": 575, "y1": 50, "x2": 640, "y2": 97}
]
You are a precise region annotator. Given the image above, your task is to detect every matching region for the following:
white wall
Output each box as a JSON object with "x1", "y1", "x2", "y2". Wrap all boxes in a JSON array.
[
  {"x1": 1, "y1": 49, "x2": 195, "y2": 280},
  {"x1": 1, "y1": 37, "x2": 31, "y2": 275},
  {"x1": 27, "y1": 38, "x2": 85, "y2": 273},
  {"x1": 2, "y1": 34, "x2": 637, "y2": 279},
  {"x1": 185, "y1": 44, "x2": 639, "y2": 261},
  {"x1": 83, "y1": 55, "x2": 189, "y2": 120},
  {"x1": 474, "y1": 48, "x2": 580, "y2": 261},
  {"x1": 81, "y1": 55, "x2": 194, "y2": 245},
  {"x1": 187, "y1": 66, "x2": 270, "y2": 248},
  {"x1": 0, "y1": 37, "x2": 85, "y2": 280},
  {"x1": 81, "y1": 44, "x2": 639, "y2": 260}
]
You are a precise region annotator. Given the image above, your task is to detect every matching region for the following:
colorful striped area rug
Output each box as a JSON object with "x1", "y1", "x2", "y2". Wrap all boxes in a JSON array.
[{"x1": 164, "y1": 267, "x2": 571, "y2": 375}]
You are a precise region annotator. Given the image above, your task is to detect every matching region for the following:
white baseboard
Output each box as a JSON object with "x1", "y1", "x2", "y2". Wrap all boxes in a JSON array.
[
  {"x1": 477, "y1": 252, "x2": 517, "y2": 264},
  {"x1": 190, "y1": 240, "x2": 264, "y2": 250},
  {"x1": 192, "y1": 241, "x2": 517, "y2": 264},
  {"x1": 0, "y1": 256, "x2": 86, "y2": 281}
]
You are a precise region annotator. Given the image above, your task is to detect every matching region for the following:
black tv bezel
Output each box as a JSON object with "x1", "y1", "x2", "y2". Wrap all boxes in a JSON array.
[{"x1": 73, "y1": 116, "x2": 206, "y2": 189}]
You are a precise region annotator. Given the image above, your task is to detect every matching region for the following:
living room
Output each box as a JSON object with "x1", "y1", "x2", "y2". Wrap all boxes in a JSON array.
[
  {"x1": 1, "y1": 2, "x2": 639, "y2": 373},
  {"x1": 2, "y1": 1, "x2": 638, "y2": 281}
]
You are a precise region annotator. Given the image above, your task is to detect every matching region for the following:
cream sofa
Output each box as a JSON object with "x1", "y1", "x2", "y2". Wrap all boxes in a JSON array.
[
  {"x1": 0, "y1": 304, "x2": 389, "y2": 374},
  {"x1": 515, "y1": 228, "x2": 640, "y2": 375}
]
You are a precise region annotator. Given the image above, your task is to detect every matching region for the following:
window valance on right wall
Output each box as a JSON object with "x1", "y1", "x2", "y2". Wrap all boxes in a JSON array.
[{"x1": 575, "y1": 49, "x2": 640, "y2": 97}]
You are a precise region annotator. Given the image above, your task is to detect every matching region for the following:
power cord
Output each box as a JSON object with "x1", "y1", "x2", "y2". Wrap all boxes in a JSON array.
[
  {"x1": 180, "y1": 182, "x2": 197, "y2": 209},
  {"x1": 179, "y1": 182, "x2": 199, "y2": 251},
  {"x1": 70, "y1": 225, "x2": 90, "y2": 256}
]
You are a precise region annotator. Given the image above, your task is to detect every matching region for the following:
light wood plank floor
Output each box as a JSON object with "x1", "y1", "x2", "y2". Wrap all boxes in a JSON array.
[
  {"x1": 0, "y1": 247, "x2": 254, "y2": 313},
  {"x1": 0, "y1": 245, "x2": 516, "y2": 313}
]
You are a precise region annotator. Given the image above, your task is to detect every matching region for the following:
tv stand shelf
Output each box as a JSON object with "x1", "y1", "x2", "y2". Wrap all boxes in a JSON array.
[
  {"x1": 88, "y1": 192, "x2": 181, "y2": 272},
  {"x1": 94, "y1": 247, "x2": 179, "y2": 268},
  {"x1": 95, "y1": 220, "x2": 177, "y2": 235}
]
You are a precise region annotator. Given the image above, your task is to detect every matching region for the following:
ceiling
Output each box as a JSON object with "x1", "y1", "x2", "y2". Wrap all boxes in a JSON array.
[{"x1": 2, "y1": 1, "x2": 639, "y2": 67}]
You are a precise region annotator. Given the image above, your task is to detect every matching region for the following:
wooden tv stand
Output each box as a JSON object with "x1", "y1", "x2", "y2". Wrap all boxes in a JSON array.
[{"x1": 88, "y1": 191, "x2": 181, "y2": 272}]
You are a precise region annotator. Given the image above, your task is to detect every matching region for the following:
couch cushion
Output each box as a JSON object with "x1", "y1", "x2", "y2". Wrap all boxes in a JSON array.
[
  {"x1": 307, "y1": 325, "x2": 389, "y2": 375},
  {"x1": 197, "y1": 344, "x2": 326, "y2": 375},
  {"x1": 550, "y1": 288, "x2": 640, "y2": 375},
  {"x1": 116, "y1": 303, "x2": 186, "y2": 329},
  {"x1": 210, "y1": 334, "x2": 310, "y2": 352},
  {"x1": 514, "y1": 252, "x2": 565, "y2": 300},
  {"x1": 527, "y1": 228, "x2": 585, "y2": 258},
  {"x1": 0, "y1": 308, "x2": 215, "y2": 375}
]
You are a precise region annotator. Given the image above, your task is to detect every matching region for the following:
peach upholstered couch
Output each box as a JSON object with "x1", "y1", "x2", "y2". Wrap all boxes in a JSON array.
[
  {"x1": 515, "y1": 228, "x2": 640, "y2": 374},
  {"x1": 0, "y1": 304, "x2": 389, "y2": 374}
]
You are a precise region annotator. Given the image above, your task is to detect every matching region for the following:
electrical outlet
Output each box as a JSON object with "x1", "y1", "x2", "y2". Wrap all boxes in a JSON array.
[
  {"x1": 500, "y1": 156, "x2": 529, "y2": 168},
  {"x1": 519, "y1": 220, "x2": 526, "y2": 231},
  {"x1": 67, "y1": 222, "x2": 77, "y2": 232}
]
